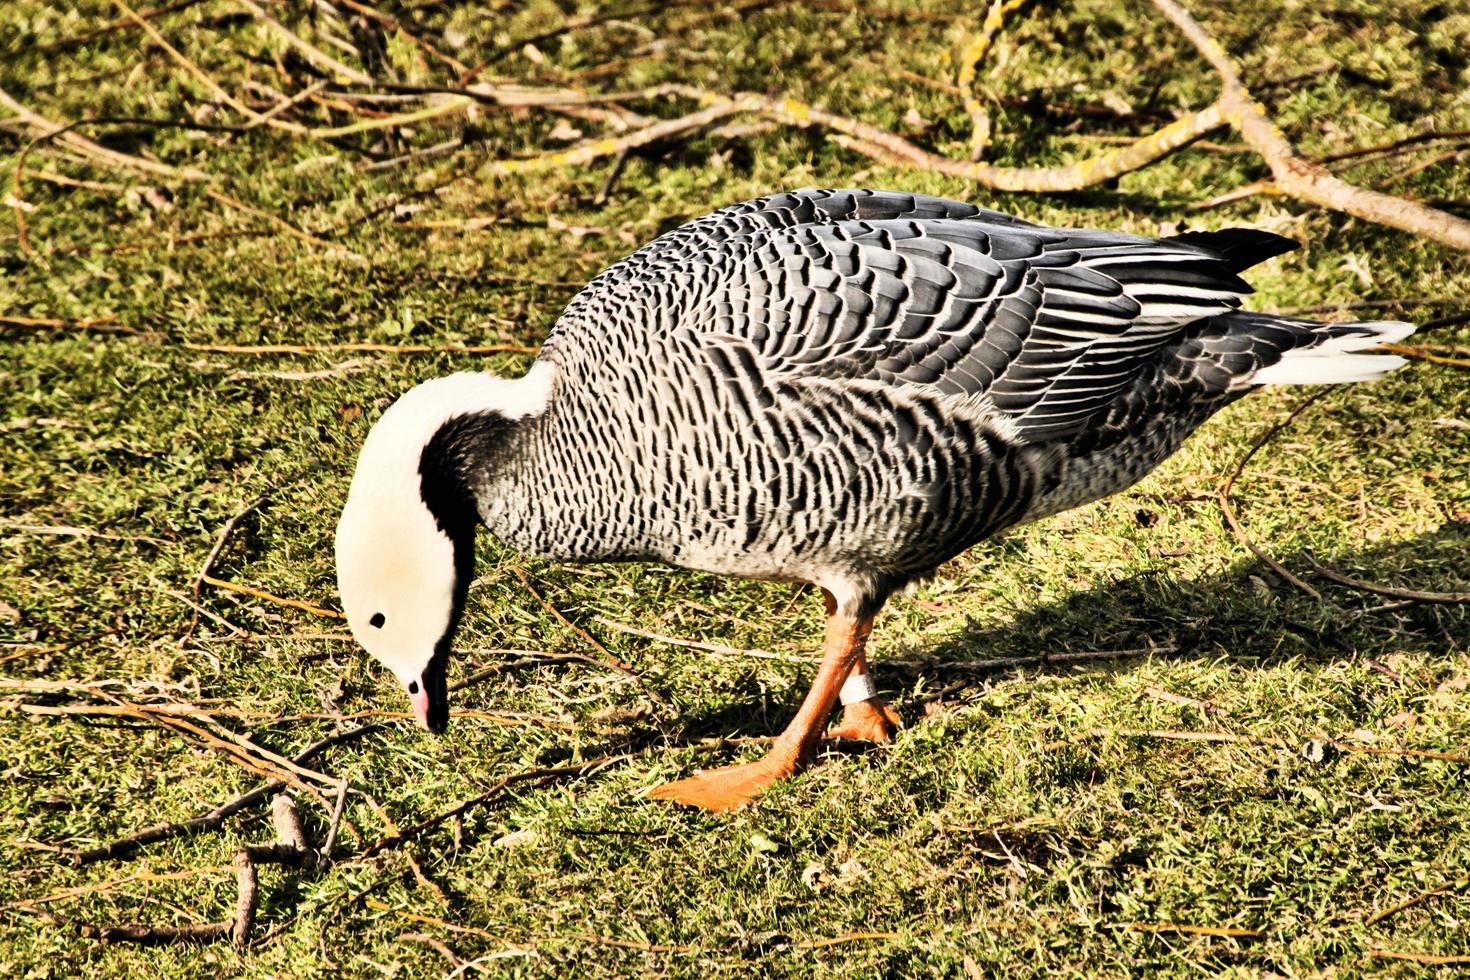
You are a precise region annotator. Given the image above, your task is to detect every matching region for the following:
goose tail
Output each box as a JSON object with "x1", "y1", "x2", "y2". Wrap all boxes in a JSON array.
[{"x1": 1249, "y1": 318, "x2": 1417, "y2": 386}]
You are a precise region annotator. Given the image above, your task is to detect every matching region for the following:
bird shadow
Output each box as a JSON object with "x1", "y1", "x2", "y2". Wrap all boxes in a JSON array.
[{"x1": 662, "y1": 520, "x2": 1469, "y2": 743}]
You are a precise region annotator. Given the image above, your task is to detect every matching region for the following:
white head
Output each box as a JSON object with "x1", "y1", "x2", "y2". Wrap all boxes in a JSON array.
[{"x1": 335, "y1": 364, "x2": 554, "y2": 732}]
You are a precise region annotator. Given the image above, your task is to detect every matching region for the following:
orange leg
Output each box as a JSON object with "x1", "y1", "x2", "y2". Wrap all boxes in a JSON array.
[
  {"x1": 649, "y1": 610, "x2": 875, "y2": 812},
  {"x1": 825, "y1": 649, "x2": 902, "y2": 743}
]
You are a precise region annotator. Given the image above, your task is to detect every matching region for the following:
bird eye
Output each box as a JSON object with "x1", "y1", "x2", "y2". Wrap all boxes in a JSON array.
[
  {"x1": 408, "y1": 680, "x2": 419, "y2": 694},
  {"x1": 369, "y1": 612, "x2": 386, "y2": 629}
]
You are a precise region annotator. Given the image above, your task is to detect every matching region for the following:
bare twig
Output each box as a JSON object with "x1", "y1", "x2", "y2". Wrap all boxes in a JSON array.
[
  {"x1": 1149, "y1": 0, "x2": 1470, "y2": 251},
  {"x1": 510, "y1": 568, "x2": 640, "y2": 678},
  {"x1": 24, "y1": 0, "x2": 205, "y2": 54},
  {"x1": 482, "y1": 86, "x2": 1232, "y2": 193},
  {"x1": 76, "y1": 722, "x2": 388, "y2": 864},
  {"x1": 77, "y1": 794, "x2": 316, "y2": 948},
  {"x1": 186, "y1": 496, "x2": 265, "y2": 640},
  {"x1": 237, "y1": 0, "x2": 374, "y2": 85},
  {"x1": 202, "y1": 188, "x2": 351, "y2": 254},
  {"x1": 359, "y1": 755, "x2": 632, "y2": 858},
  {"x1": 1215, "y1": 390, "x2": 1333, "y2": 600},
  {"x1": 1300, "y1": 552, "x2": 1470, "y2": 604},
  {"x1": 182, "y1": 341, "x2": 539, "y2": 356},
  {"x1": 1367, "y1": 950, "x2": 1470, "y2": 965},
  {"x1": 200, "y1": 574, "x2": 345, "y2": 620},
  {"x1": 110, "y1": 0, "x2": 301, "y2": 133},
  {"x1": 1124, "y1": 922, "x2": 1260, "y2": 938},
  {"x1": 955, "y1": 0, "x2": 1029, "y2": 159},
  {"x1": 0, "y1": 84, "x2": 209, "y2": 181},
  {"x1": 1366, "y1": 874, "x2": 1470, "y2": 926}
]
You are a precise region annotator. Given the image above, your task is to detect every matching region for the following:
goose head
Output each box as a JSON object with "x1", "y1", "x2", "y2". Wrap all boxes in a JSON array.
[{"x1": 335, "y1": 364, "x2": 552, "y2": 732}]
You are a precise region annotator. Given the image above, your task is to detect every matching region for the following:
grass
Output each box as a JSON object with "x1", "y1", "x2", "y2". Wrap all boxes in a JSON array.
[{"x1": 2, "y1": 0, "x2": 1469, "y2": 975}]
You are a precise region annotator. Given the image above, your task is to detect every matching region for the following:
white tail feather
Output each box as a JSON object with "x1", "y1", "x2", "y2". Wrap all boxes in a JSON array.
[{"x1": 1251, "y1": 320, "x2": 1416, "y2": 386}]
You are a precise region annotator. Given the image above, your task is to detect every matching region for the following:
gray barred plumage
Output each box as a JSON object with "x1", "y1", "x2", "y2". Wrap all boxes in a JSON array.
[{"x1": 461, "y1": 188, "x2": 1412, "y2": 616}]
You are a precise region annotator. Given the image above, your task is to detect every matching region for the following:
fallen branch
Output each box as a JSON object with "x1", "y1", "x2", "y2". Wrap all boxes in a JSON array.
[
  {"x1": 1124, "y1": 921, "x2": 1260, "y2": 939},
  {"x1": 186, "y1": 496, "x2": 265, "y2": 640},
  {"x1": 200, "y1": 574, "x2": 345, "y2": 620},
  {"x1": 1365, "y1": 873, "x2": 1470, "y2": 926},
  {"x1": 0, "y1": 83, "x2": 210, "y2": 181},
  {"x1": 955, "y1": 0, "x2": 1029, "y2": 159},
  {"x1": 1215, "y1": 390, "x2": 1332, "y2": 601},
  {"x1": 510, "y1": 568, "x2": 640, "y2": 679},
  {"x1": 77, "y1": 794, "x2": 317, "y2": 947},
  {"x1": 1367, "y1": 950, "x2": 1470, "y2": 966},
  {"x1": 1150, "y1": 0, "x2": 1470, "y2": 251},
  {"x1": 76, "y1": 721, "x2": 388, "y2": 864},
  {"x1": 183, "y1": 341, "x2": 539, "y2": 355},
  {"x1": 1378, "y1": 342, "x2": 1470, "y2": 370},
  {"x1": 1300, "y1": 552, "x2": 1470, "y2": 604},
  {"x1": 358, "y1": 754, "x2": 632, "y2": 858}
]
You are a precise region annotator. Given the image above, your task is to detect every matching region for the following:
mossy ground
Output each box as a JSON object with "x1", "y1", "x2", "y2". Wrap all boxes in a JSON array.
[{"x1": 2, "y1": 1, "x2": 1468, "y2": 976}]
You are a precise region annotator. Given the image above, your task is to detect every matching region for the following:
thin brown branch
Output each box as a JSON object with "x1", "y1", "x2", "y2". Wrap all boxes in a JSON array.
[
  {"x1": 25, "y1": 0, "x2": 206, "y2": 54},
  {"x1": 955, "y1": 0, "x2": 1029, "y2": 159},
  {"x1": 186, "y1": 496, "x2": 265, "y2": 640},
  {"x1": 76, "y1": 722, "x2": 388, "y2": 864},
  {"x1": 1149, "y1": 0, "x2": 1470, "y2": 251},
  {"x1": 183, "y1": 341, "x2": 539, "y2": 355},
  {"x1": 1365, "y1": 874, "x2": 1470, "y2": 926},
  {"x1": 110, "y1": 0, "x2": 302, "y2": 133},
  {"x1": 358, "y1": 755, "x2": 632, "y2": 858},
  {"x1": 1300, "y1": 552, "x2": 1470, "y2": 604},
  {"x1": 1378, "y1": 343, "x2": 1470, "y2": 370},
  {"x1": 482, "y1": 85, "x2": 1231, "y2": 192},
  {"x1": 237, "y1": 0, "x2": 374, "y2": 85},
  {"x1": 1124, "y1": 922, "x2": 1260, "y2": 938},
  {"x1": 1368, "y1": 950, "x2": 1470, "y2": 965},
  {"x1": 200, "y1": 574, "x2": 345, "y2": 619},
  {"x1": 1215, "y1": 390, "x2": 1333, "y2": 600},
  {"x1": 202, "y1": 188, "x2": 351, "y2": 254},
  {"x1": 510, "y1": 568, "x2": 640, "y2": 678}
]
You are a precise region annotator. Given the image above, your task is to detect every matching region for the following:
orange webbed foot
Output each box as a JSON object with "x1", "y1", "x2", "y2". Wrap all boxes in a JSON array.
[
  {"x1": 648, "y1": 754, "x2": 801, "y2": 812},
  {"x1": 825, "y1": 698, "x2": 902, "y2": 743}
]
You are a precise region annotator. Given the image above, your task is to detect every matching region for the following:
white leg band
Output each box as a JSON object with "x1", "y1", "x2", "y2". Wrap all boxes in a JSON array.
[{"x1": 839, "y1": 669, "x2": 877, "y2": 707}]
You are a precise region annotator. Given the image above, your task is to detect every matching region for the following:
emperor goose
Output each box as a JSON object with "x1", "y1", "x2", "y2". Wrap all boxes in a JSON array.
[{"x1": 336, "y1": 188, "x2": 1413, "y2": 811}]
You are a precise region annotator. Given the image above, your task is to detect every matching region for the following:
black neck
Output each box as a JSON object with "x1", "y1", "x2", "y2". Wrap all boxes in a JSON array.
[{"x1": 418, "y1": 411, "x2": 519, "y2": 640}]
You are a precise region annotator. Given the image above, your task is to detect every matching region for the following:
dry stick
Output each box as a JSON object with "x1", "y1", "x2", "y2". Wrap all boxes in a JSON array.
[
  {"x1": 110, "y1": 697, "x2": 333, "y2": 793},
  {"x1": 183, "y1": 341, "x2": 540, "y2": 355},
  {"x1": 0, "y1": 84, "x2": 209, "y2": 181},
  {"x1": 1378, "y1": 343, "x2": 1470, "y2": 370},
  {"x1": 481, "y1": 84, "x2": 1232, "y2": 193},
  {"x1": 1125, "y1": 922, "x2": 1260, "y2": 938},
  {"x1": 1365, "y1": 873, "x2": 1470, "y2": 926},
  {"x1": 358, "y1": 754, "x2": 631, "y2": 859},
  {"x1": 110, "y1": 0, "x2": 301, "y2": 134},
  {"x1": 333, "y1": 0, "x2": 470, "y2": 75},
  {"x1": 1215, "y1": 390, "x2": 1332, "y2": 601},
  {"x1": 510, "y1": 568, "x2": 638, "y2": 678},
  {"x1": 26, "y1": 0, "x2": 206, "y2": 54},
  {"x1": 1149, "y1": 0, "x2": 1470, "y2": 252},
  {"x1": 203, "y1": 188, "x2": 349, "y2": 254},
  {"x1": 1368, "y1": 950, "x2": 1470, "y2": 965},
  {"x1": 1, "y1": 868, "x2": 230, "y2": 913},
  {"x1": 186, "y1": 496, "x2": 265, "y2": 641},
  {"x1": 237, "y1": 0, "x2": 374, "y2": 84},
  {"x1": 1319, "y1": 127, "x2": 1470, "y2": 164},
  {"x1": 1300, "y1": 552, "x2": 1470, "y2": 604},
  {"x1": 200, "y1": 574, "x2": 345, "y2": 619},
  {"x1": 955, "y1": 0, "x2": 1029, "y2": 159},
  {"x1": 79, "y1": 794, "x2": 316, "y2": 948},
  {"x1": 1089, "y1": 727, "x2": 1470, "y2": 765},
  {"x1": 0, "y1": 314, "x2": 129, "y2": 333},
  {"x1": 76, "y1": 721, "x2": 389, "y2": 864}
]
